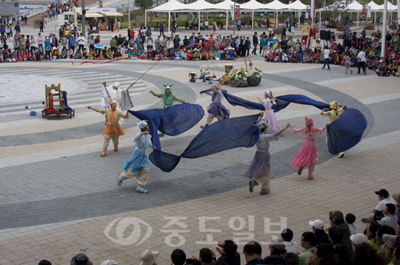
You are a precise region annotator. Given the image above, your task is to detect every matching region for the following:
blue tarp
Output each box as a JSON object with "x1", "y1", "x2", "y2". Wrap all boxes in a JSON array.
[
  {"x1": 326, "y1": 108, "x2": 368, "y2": 154},
  {"x1": 149, "y1": 114, "x2": 260, "y2": 172},
  {"x1": 129, "y1": 103, "x2": 204, "y2": 150}
]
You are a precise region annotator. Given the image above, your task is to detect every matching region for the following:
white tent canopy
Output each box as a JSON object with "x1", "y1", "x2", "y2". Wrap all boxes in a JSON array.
[
  {"x1": 286, "y1": 0, "x2": 307, "y2": 10},
  {"x1": 379, "y1": 2, "x2": 398, "y2": 11},
  {"x1": 264, "y1": 0, "x2": 289, "y2": 10},
  {"x1": 212, "y1": 0, "x2": 236, "y2": 10},
  {"x1": 316, "y1": 1, "x2": 347, "y2": 11},
  {"x1": 147, "y1": 0, "x2": 188, "y2": 12},
  {"x1": 368, "y1": 1, "x2": 382, "y2": 11},
  {"x1": 240, "y1": 0, "x2": 267, "y2": 10},
  {"x1": 347, "y1": 1, "x2": 363, "y2": 11},
  {"x1": 184, "y1": 0, "x2": 218, "y2": 11}
]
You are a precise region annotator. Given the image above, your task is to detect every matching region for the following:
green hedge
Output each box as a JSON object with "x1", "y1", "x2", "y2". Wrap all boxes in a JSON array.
[{"x1": 33, "y1": 19, "x2": 44, "y2": 28}]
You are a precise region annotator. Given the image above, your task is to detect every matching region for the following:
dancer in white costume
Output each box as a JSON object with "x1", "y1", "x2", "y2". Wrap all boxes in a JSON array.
[{"x1": 257, "y1": 90, "x2": 281, "y2": 132}]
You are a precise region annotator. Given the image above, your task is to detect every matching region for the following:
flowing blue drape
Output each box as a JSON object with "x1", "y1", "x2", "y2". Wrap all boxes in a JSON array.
[
  {"x1": 326, "y1": 108, "x2": 367, "y2": 154},
  {"x1": 204, "y1": 90, "x2": 367, "y2": 154},
  {"x1": 149, "y1": 114, "x2": 260, "y2": 172},
  {"x1": 129, "y1": 103, "x2": 205, "y2": 150}
]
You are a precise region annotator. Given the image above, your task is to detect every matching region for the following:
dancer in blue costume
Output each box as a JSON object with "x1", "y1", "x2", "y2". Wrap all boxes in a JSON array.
[
  {"x1": 117, "y1": 120, "x2": 157, "y2": 194},
  {"x1": 199, "y1": 84, "x2": 230, "y2": 129}
]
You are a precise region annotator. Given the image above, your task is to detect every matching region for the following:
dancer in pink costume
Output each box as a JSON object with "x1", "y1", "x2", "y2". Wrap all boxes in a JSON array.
[
  {"x1": 257, "y1": 90, "x2": 281, "y2": 132},
  {"x1": 290, "y1": 117, "x2": 328, "y2": 180}
]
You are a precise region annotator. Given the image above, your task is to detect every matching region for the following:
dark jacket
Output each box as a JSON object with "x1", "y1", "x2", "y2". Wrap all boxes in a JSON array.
[
  {"x1": 217, "y1": 252, "x2": 240, "y2": 265},
  {"x1": 253, "y1": 35, "x2": 258, "y2": 45}
]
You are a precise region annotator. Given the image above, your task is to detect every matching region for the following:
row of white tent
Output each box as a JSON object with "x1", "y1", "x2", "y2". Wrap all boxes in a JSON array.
[
  {"x1": 319, "y1": 0, "x2": 398, "y2": 12},
  {"x1": 145, "y1": 0, "x2": 399, "y2": 32},
  {"x1": 147, "y1": 0, "x2": 397, "y2": 13}
]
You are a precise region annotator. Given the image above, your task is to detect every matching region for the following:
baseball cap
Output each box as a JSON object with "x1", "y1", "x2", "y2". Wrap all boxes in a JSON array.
[
  {"x1": 329, "y1": 211, "x2": 344, "y2": 222},
  {"x1": 309, "y1": 220, "x2": 324, "y2": 230},
  {"x1": 350, "y1": 233, "x2": 368, "y2": 246},
  {"x1": 375, "y1": 189, "x2": 389, "y2": 197}
]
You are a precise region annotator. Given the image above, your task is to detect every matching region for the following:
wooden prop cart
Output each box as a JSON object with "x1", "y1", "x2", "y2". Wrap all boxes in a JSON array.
[{"x1": 42, "y1": 84, "x2": 75, "y2": 120}]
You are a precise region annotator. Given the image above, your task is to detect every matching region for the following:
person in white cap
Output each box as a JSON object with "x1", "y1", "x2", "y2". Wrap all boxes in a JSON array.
[
  {"x1": 87, "y1": 99, "x2": 131, "y2": 157},
  {"x1": 246, "y1": 112, "x2": 290, "y2": 195},
  {"x1": 350, "y1": 233, "x2": 369, "y2": 251},
  {"x1": 309, "y1": 219, "x2": 330, "y2": 245},
  {"x1": 117, "y1": 120, "x2": 157, "y2": 194},
  {"x1": 101, "y1": 81, "x2": 135, "y2": 112},
  {"x1": 139, "y1": 249, "x2": 159, "y2": 265}
]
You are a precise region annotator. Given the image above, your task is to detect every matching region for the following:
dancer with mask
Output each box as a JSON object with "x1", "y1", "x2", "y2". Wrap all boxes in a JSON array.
[
  {"x1": 117, "y1": 120, "x2": 157, "y2": 194},
  {"x1": 87, "y1": 99, "x2": 131, "y2": 157},
  {"x1": 257, "y1": 90, "x2": 281, "y2": 132},
  {"x1": 290, "y1": 117, "x2": 328, "y2": 180},
  {"x1": 321, "y1": 101, "x2": 346, "y2": 158},
  {"x1": 246, "y1": 112, "x2": 290, "y2": 195}
]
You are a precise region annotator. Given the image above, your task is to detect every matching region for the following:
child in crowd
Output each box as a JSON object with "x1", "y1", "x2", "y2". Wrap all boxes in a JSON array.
[{"x1": 345, "y1": 213, "x2": 356, "y2": 235}]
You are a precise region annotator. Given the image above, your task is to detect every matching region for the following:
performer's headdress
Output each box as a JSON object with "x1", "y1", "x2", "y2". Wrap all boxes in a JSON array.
[
  {"x1": 113, "y1": 82, "x2": 120, "y2": 88},
  {"x1": 109, "y1": 98, "x2": 118, "y2": 105},
  {"x1": 305, "y1": 116, "x2": 315, "y2": 132},
  {"x1": 265, "y1": 90, "x2": 276, "y2": 104},
  {"x1": 164, "y1": 85, "x2": 172, "y2": 90},
  {"x1": 137, "y1": 120, "x2": 148, "y2": 129},
  {"x1": 329, "y1": 101, "x2": 338, "y2": 110},
  {"x1": 212, "y1": 84, "x2": 221, "y2": 90}
]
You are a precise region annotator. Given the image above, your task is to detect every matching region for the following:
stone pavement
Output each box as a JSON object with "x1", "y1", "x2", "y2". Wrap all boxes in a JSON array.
[{"x1": 0, "y1": 56, "x2": 399, "y2": 264}]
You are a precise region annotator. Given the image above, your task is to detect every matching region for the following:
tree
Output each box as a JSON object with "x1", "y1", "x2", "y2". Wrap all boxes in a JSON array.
[{"x1": 135, "y1": 0, "x2": 154, "y2": 15}]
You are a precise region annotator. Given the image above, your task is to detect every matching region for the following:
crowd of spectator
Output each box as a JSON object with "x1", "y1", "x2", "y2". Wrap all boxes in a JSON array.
[
  {"x1": 35, "y1": 189, "x2": 400, "y2": 265},
  {"x1": 1, "y1": 19, "x2": 400, "y2": 78}
]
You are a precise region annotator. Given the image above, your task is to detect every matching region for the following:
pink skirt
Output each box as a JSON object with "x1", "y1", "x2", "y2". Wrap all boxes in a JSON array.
[
  {"x1": 264, "y1": 109, "x2": 281, "y2": 132},
  {"x1": 290, "y1": 140, "x2": 318, "y2": 169}
]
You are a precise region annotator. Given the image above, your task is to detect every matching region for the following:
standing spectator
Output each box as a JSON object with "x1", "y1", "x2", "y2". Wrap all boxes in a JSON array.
[
  {"x1": 37, "y1": 33, "x2": 43, "y2": 53},
  {"x1": 110, "y1": 36, "x2": 117, "y2": 53},
  {"x1": 252, "y1": 32, "x2": 258, "y2": 55},
  {"x1": 245, "y1": 37, "x2": 251, "y2": 57},
  {"x1": 159, "y1": 22, "x2": 164, "y2": 36},
  {"x1": 30, "y1": 35, "x2": 36, "y2": 52},
  {"x1": 173, "y1": 34, "x2": 180, "y2": 51},
  {"x1": 321, "y1": 46, "x2": 331, "y2": 70},
  {"x1": 39, "y1": 20, "x2": 44, "y2": 33},
  {"x1": 77, "y1": 33, "x2": 85, "y2": 52},
  {"x1": 237, "y1": 19, "x2": 241, "y2": 31},
  {"x1": 299, "y1": 232, "x2": 317, "y2": 265},
  {"x1": 357, "y1": 49, "x2": 367, "y2": 75},
  {"x1": 69, "y1": 35, "x2": 76, "y2": 52}
]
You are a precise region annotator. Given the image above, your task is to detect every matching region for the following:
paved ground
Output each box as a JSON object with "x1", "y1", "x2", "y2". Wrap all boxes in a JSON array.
[{"x1": 0, "y1": 51, "x2": 400, "y2": 265}]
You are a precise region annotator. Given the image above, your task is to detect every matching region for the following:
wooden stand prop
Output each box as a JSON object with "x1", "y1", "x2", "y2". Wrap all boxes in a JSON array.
[{"x1": 42, "y1": 84, "x2": 75, "y2": 120}]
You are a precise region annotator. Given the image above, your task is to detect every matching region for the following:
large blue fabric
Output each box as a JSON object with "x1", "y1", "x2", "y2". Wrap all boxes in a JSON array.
[
  {"x1": 149, "y1": 114, "x2": 260, "y2": 172},
  {"x1": 211, "y1": 90, "x2": 330, "y2": 112},
  {"x1": 326, "y1": 108, "x2": 367, "y2": 154},
  {"x1": 206, "y1": 90, "x2": 367, "y2": 154},
  {"x1": 129, "y1": 103, "x2": 204, "y2": 150},
  {"x1": 62, "y1": 91, "x2": 73, "y2": 111}
]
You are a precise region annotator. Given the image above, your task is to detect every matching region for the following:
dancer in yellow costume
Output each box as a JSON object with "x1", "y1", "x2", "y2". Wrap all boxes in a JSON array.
[{"x1": 320, "y1": 101, "x2": 346, "y2": 158}]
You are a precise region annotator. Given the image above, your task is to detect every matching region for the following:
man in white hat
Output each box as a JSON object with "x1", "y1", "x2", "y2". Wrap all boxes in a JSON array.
[
  {"x1": 87, "y1": 99, "x2": 131, "y2": 157},
  {"x1": 117, "y1": 120, "x2": 157, "y2": 194},
  {"x1": 101, "y1": 81, "x2": 135, "y2": 112},
  {"x1": 139, "y1": 249, "x2": 159, "y2": 265},
  {"x1": 245, "y1": 112, "x2": 290, "y2": 195}
]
